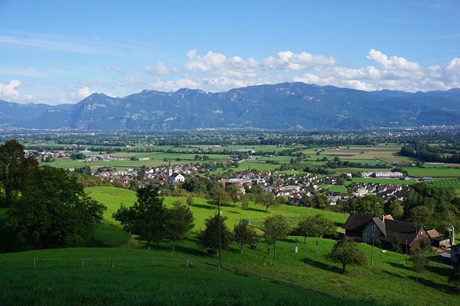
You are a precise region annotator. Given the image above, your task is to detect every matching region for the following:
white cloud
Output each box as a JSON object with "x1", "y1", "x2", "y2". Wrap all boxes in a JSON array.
[
  {"x1": 0, "y1": 80, "x2": 38, "y2": 103},
  {"x1": 64, "y1": 86, "x2": 95, "y2": 103},
  {"x1": 0, "y1": 80, "x2": 22, "y2": 100},
  {"x1": 44, "y1": 49, "x2": 460, "y2": 104},
  {"x1": 141, "y1": 50, "x2": 460, "y2": 94},
  {"x1": 145, "y1": 61, "x2": 179, "y2": 75}
]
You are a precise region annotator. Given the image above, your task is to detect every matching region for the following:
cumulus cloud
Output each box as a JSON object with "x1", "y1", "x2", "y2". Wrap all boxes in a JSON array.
[
  {"x1": 0, "y1": 80, "x2": 38, "y2": 102},
  {"x1": 60, "y1": 49, "x2": 460, "y2": 102},
  {"x1": 64, "y1": 86, "x2": 95, "y2": 103},
  {"x1": 0, "y1": 80, "x2": 22, "y2": 100}
]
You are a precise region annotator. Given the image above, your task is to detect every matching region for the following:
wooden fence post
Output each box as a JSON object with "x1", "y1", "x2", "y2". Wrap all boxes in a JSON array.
[
  {"x1": 33, "y1": 257, "x2": 36, "y2": 269},
  {"x1": 111, "y1": 255, "x2": 114, "y2": 269}
]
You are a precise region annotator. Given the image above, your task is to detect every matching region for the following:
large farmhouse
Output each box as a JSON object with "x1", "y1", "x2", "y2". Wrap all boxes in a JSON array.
[{"x1": 343, "y1": 212, "x2": 430, "y2": 253}]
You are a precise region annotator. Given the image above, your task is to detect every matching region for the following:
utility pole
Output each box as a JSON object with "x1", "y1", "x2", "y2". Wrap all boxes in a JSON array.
[
  {"x1": 371, "y1": 224, "x2": 375, "y2": 266},
  {"x1": 273, "y1": 227, "x2": 277, "y2": 265},
  {"x1": 218, "y1": 195, "x2": 222, "y2": 272}
]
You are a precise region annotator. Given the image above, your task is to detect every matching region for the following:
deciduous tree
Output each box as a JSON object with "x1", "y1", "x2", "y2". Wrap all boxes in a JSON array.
[
  {"x1": 411, "y1": 248, "x2": 428, "y2": 282},
  {"x1": 0, "y1": 139, "x2": 38, "y2": 207},
  {"x1": 327, "y1": 237, "x2": 367, "y2": 274},
  {"x1": 7, "y1": 166, "x2": 105, "y2": 250},
  {"x1": 262, "y1": 214, "x2": 290, "y2": 263},
  {"x1": 257, "y1": 192, "x2": 282, "y2": 212},
  {"x1": 233, "y1": 219, "x2": 258, "y2": 253},
  {"x1": 296, "y1": 214, "x2": 336, "y2": 252},
  {"x1": 197, "y1": 213, "x2": 232, "y2": 251},
  {"x1": 227, "y1": 184, "x2": 243, "y2": 207},
  {"x1": 165, "y1": 200, "x2": 194, "y2": 254},
  {"x1": 311, "y1": 193, "x2": 330, "y2": 210},
  {"x1": 113, "y1": 185, "x2": 167, "y2": 247}
]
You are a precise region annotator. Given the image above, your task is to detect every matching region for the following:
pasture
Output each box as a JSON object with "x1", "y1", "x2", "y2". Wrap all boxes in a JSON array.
[
  {"x1": 85, "y1": 187, "x2": 349, "y2": 233},
  {"x1": 0, "y1": 232, "x2": 458, "y2": 305}
]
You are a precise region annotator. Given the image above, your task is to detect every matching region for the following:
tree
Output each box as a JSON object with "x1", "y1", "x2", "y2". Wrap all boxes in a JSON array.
[
  {"x1": 391, "y1": 234, "x2": 401, "y2": 253},
  {"x1": 241, "y1": 195, "x2": 250, "y2": 210},
  {"x1": 197, "y1": 213, "x2": 232, "y2": 251},
  {"x1": 384, "y1": 197, "x2": 404, "y2": 219},
  {"x1": 257, "y1": 192, "x2": 281, "y2": 212},
  {"x1": 311, "y1": 193, "x2": 330, "y2": 210},
  {"x1": 0, "y1": 139, "x2": 38, "y2": 207},
  {"x1": 186, "y1": 195, "x2": 194, "y2": 207},
  {"x1": 113, "y1": 185, "x2": 167, "y2": 247},
  {"x1": 355, "y1": 194, "x2": 384, "y2": 216},
  {"x1": 165, "y1": 200, "x2": 194, "y2": 254},
  {"x1": 408, "y1": 206, "x2": 432, "y2": 225},
  {"x1": 411, "y1": 248, "x2": 428, "y2": 282},
  {"x1": 403, "y1": 183, "x2": 457, "y2": 226},
  {"x1": 262, "y1": 214, "x2": 290, "y2": 264},
  {"x1": 227, "y1": 184, "x2": 243, "y2": 207},
  {"x1": 327, "y1": 237, "x2": 367, "y2": 274},
  {"x1": 296, "y1": 214, "x2": 337, "y2": 252},
  {"x1": 209, "y1": 183, "x2": 230, "y2": 206},
  {"x1": 233, "y1": 219, "x2": 258, "y2": 254},
  {"x1": 7, "y1": 166, "x2": 106, "y2": 250}
]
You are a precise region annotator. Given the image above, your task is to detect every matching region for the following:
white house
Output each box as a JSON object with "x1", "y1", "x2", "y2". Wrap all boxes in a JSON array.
[{"x1": 169, "y1": 173, "x2": 185, "y2": 183}]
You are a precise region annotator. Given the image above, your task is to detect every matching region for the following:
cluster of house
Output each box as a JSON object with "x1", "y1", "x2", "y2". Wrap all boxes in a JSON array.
[
  {"x1": 96, "y1": 164, "x2": 202, "y2": 188},
  {"x1": 342, "y1": 212, "x2": 459, "y2": 262},
  {"x1": 349, "y1": 182, "x2": 410, "y2": 201}
]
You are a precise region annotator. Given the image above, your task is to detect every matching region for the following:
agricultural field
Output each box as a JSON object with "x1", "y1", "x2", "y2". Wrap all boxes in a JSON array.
[
  {"x1": 431, "y1": 178, "x2": 460, "y2": 193},
  {"x1": 315, "y1": 144, "x2": 409, "y2": 164},
  {"x1": 406, "y1": 166, "x2": 460, "y2": 178}
]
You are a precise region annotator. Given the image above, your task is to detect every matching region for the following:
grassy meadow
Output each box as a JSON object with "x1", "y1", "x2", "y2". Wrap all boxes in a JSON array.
[
  {"x1": 74, "y1": 187, "x2": 460, "y2": 305},
  {"x1": 85, "y1": 186, "x2": 349, "y2": 233},
  {"x1": 1, "y1": 187, "x2": 459, "y2": 305},
  {"x1": 1, "y1": 142, "x2": 459, "y2": 304}
]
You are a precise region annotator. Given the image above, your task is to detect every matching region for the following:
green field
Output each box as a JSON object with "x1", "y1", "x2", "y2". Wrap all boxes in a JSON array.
[
  {"x1": 0, "y1": 247, "x2": 341, "y2": 306},
  {"x1": 1, "y1": 186, "x2": 459, "y2": 305},
  {"x1": 407, "y1": 167, "x2": 460, "y2": 178},
  {"x1": 85, "y1": 186, "x2": 349, "y2": 233},
  {"x1": 0, "y1": 233, "x2": 458, "y2": 305}
]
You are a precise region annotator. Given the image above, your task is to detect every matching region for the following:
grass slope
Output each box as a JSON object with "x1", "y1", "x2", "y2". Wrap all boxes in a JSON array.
[
  {"x1": 1, "y1": 186, "x2": 459, "y2": 305},
  {"x1": 0, "y1": 248, "x2": 353, "y2": 306}
]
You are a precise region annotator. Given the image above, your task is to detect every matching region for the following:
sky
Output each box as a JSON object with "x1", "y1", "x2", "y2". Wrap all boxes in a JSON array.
[{"x1": 0, "y1": 0, "x2": 459, "y2": 105}]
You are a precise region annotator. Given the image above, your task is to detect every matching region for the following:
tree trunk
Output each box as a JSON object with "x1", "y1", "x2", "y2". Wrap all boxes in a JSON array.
[
  {"x1": 304, "y1": 236, "x2": 306, "y2": 244},
  {"x1": 172, "y1": 241, "x2": 175, "y2": 254}
]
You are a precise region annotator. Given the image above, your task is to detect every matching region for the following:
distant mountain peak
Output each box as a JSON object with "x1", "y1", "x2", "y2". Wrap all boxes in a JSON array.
[{"x1": 1, "y1": 82, "x2": 459, "y2": 131}]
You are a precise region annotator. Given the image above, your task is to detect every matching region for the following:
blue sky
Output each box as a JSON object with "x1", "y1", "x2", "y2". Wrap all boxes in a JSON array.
[{"x1": 0, "y1": 0, "x2": 459, "y2": 105}]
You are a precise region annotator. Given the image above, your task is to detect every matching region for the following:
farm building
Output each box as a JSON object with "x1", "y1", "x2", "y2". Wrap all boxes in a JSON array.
[{"x1": 343, "y1": 212, "x2": 430, "y2": 253}]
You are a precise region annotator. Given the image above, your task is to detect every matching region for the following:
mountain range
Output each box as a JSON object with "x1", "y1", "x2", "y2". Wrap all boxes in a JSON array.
[{"x1": 1, "y1": 82, "x2": 459, "y2": 131}]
